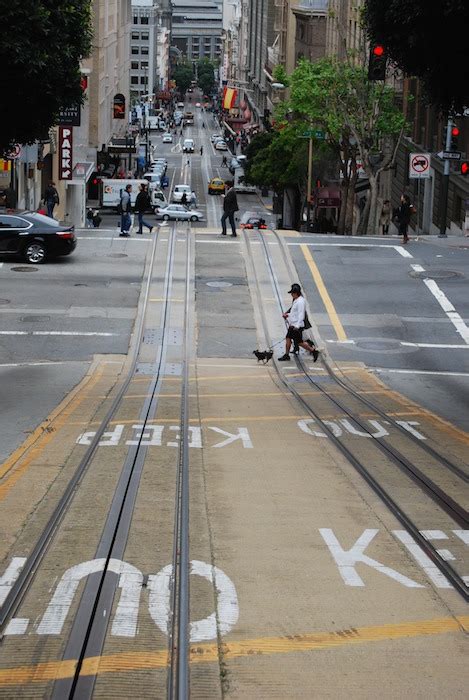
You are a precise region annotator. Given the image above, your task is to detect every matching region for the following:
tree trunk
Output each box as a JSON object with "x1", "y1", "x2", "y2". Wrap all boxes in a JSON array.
[
  {"x1": 345, "y1": 170, "x2": 358, "y2": 234},
  {"x1": 357, "y1": 191, "x2": 370, "y2": 235},
  {"x1": 366, "y1": 174, "x2": 379, "y2": 236},
  {"x1": 337, "y1": 178, "x2": 349, "y2": 234}
]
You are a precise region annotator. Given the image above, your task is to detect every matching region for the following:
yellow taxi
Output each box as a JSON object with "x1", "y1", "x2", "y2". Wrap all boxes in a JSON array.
[{"x1": 208, "y1": 177, "x2": 225, "y2": 195}]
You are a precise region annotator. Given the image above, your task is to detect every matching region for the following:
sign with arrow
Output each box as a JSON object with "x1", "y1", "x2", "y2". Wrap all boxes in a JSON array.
[
  {"x1": 58, "y1": 127, "x2": 73, "y2": 180},
  {"x1": 436, "y1": 150, "x2": 462, "y2": 160}
]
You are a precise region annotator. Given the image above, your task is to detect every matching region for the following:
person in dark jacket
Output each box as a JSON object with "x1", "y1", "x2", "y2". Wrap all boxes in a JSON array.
[
  {"x1": 220, "y1": 180, "x2": 238, "y2": 237},
  {"x1": 119, "y1": 184, "x2": 132, "y2": 237},
  {"x1": 44, "y1": 181, "x2": 59, "y2": 218},
  {"x1": 395, "y1": 193, "x2": 413, "y2": 244},
  {"x1": 134, "y1": 183, "x2": 153, "y2": 235}
]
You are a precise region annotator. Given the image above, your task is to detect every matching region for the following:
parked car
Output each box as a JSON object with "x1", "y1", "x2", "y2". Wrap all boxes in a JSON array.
[
  {"x1": 162, "y1": 133, "x2": 173, "y2": 143},
  {"x1": 229, "y1": 155, "x2": 247, "y2": 174},
  {"x1": 144, "y1": 172, "x2": 162, "y2": 188},
  {"x1": 150, "y1": 158, "x2": 167, "y2": 173},
  {"x1": 211, "y1": 134, "x2": 224, "y2": 143},
  {"x1": 172, "y1": 184, "x2": 192, "y2": 203},
  {"x1": 155, "y1": 204, "x2": 203, "y2": 222},
  {"x1": 215, "y1": 140, "x2": 228, "y2": 151},
  {"x1": 0, "y1": 212, "x2": 76, "y2": 264},
  {"x1": 208, "y1": 177, "x2": 225, "y2": 195}
]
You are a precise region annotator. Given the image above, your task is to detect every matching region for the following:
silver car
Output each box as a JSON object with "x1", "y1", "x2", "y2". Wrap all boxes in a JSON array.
[{"x1": 155, "y1": 204, "x2": 203, "y2": 222}]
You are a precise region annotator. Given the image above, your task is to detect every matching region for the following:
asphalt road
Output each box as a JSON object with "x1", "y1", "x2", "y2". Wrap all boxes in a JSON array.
[{"x1": 288, "y1": 234, "x2": 469, "y2": 432}]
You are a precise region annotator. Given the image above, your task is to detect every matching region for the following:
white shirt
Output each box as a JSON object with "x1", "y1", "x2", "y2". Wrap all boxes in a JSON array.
[{"x1": 287, "y1": 295, "x2": 306, "y2": 329}]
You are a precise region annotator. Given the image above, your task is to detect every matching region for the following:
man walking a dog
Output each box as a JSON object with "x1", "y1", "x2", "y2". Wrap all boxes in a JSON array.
[{"x1": 278, "y1": 283, "x2": 319, "y2": 362}]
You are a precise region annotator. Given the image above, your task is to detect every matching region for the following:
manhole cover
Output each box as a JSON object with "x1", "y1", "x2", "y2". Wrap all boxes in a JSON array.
[
  {"x1": 0, "y1": 299, "x2": 10, "y2": 306},
  {"x1": 108, "y1": 253, "x2": 128, "y2": 258},
  {"x1": 11, "y1": 267, "x2": 38, "y2": 272},
  {"x1": 410, "y1": 269, "x2": 463, "y2": 280},
  {"x1": 21, "y1": 315, "x2": 51, "y2": 323},
  {"x1": 340, "y1": 246, "x2": 370, "y2": 251},
  {"x1": 351, "y1": 337, "x2": 417, "y2": 355},
  {"x1": 206, "y1": 281, "x2": 233, "y2": 288}
]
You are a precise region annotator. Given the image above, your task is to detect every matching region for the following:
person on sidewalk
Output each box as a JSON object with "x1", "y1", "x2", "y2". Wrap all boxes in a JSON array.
[
  {"x1": 220, "y1": 180, "x2": 238, "y2": 237},
  {"x1": 134, "y1": 183, "x2": 153, "y2": 235},
  {"x1": 394, "y1": 193, "x2": 413, "y2": 244},
  {"x1": 278, "y1": 284, "x2": 319, "y2": 362},
  {"x1": 380, "y1": 200, "x2": 391, "y2": 235},
  {"x1": 119, "y1": 184, "x2": 132, "y2": 237},
  {"x1": 44, "y1": 181, "x2": 59, "y2": 218}
]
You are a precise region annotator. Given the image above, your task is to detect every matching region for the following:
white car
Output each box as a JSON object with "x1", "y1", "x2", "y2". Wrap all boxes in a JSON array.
[
  {"x1": 215, "y1": 140, "x2": 228, "y2": 151},
  {"x1": 144, "y1": 172, "x2": 162, "y2": 187},
  {"x1": 172, "y1": 184, "x2": 192, "y2": 203},
  {"x1": 211, "y1": 134, "x2": 223, "y2": 143},
  {"x1": 162, "y1": 133, "x2": 173, "y2": 143},
  {"x1": 183, "y1": 138, "x2": 194, "y2": 153},
  {"x1": 155, "y1": 204, "x2": 203, "y2": 222},
  {"x1": 195, "y1": 102, "x2": 201, "y2": 108}
]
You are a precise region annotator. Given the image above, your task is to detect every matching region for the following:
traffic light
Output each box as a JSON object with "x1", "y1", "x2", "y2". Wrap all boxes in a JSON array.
[
  {"x1": 450, "y1": 126, "x2": 460, "y2": 152},
  {"x1": 461, "y1": 161, "x2": 469, "y2": 176},
  {"x1": 368, "y1": 44, "x2": 387, "y2": 81}
]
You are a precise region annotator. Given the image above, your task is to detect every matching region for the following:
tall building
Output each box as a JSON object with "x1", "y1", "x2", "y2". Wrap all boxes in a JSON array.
[
  {"x1": 130, "y1": 0, "x2": 172, "y2": 100},
  {"x1": 171, "y1": 0, "x2": 223, "y2": 61},
  {"x1": 292, "y1": 0, "x2": 327, "y2": 64}
]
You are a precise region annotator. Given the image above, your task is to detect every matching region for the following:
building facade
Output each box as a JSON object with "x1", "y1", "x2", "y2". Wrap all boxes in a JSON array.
[
  {"x1": 171, "y1": 0, "x2": 223, "y2": 61},
  {"x1": 292, "y1": 0, "x2": 327, "y2": 65}
]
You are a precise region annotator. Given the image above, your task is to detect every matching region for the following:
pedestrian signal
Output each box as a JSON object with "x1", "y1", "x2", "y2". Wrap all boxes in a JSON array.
[
  {"x1": 460, "y1": 161, "x2": 469, "y2": 176},
  {"x1": 368, "y1": 44, "x2": 387, "y2": 81}
]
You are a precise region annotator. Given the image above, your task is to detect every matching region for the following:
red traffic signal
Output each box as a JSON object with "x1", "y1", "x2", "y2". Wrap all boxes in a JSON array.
[
  {"x1": 368, "y1": 44, "x2": 387, "y2": 81},
  {"x1": 451, "y1": 126, "x2": 460, "y2": 137},
  {"x1": 461, "y1": 161, "x2": 469, "y2": 176}
]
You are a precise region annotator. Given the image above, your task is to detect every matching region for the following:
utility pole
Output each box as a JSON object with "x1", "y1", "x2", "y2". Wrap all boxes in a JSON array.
[
  {"x1": 306, "y1": 136, "x2": 313, "y2": 231},
  {"x1": 439, "y1": 117, "x2": 452, "y2": 238}
]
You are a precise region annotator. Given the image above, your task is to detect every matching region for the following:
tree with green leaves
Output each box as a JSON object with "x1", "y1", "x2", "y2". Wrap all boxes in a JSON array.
[
  {"x1": 172, "y1": 61, "x2": 193, "y2": 95},
  {"x1": 0, "y1": 0, "x2": 92, "y2": 153},
  {"x1": 196, "y1": 59, "x2": 216, "y2": 96},
  {"x1": 278, "y1": 57, "x2": 406, "y2": 234},
  {"x1": 364, "y1": 0, "x2": 469, "y2": 114}
]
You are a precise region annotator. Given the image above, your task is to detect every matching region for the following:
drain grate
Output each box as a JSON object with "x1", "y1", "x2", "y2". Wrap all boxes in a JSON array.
[
  {"x1": 143, "y1": 329, "x2": 160, "y2": 345},
  {"x1": 340, "y1": 246, "x2": 370, "y2": 251},
  {"x1": 206, "y1": 281, "x2": 233, "y2": 288},
  {"x1": 11, "y1": 267, "x2": 38, "y2": 272},
  {"x1": 410, "y1": 269, "x2": 463, "y2": 280},
  {"x1": 21, "y1": 315, "x2": 51, "y2": 323}
]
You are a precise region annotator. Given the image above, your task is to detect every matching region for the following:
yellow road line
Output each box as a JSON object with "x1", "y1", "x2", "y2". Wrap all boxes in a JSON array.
[
  {"x1": 301, "y1": 244, "x2": 347, "y2": 341},
  {"x1": 1, "y1": 615, "x2": 467, "y2": 686},
  {"x1": 0, "y1": 366, "x2": 104, "y2": 501}
]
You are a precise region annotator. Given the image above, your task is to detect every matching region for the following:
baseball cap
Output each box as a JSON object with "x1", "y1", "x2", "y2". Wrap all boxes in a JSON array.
[{"x1": 288, "y1": 283, "x2": 301, "y2": 294}]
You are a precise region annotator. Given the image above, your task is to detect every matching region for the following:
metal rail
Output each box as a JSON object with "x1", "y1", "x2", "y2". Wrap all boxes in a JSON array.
[
  {"x1": 0, "y1": 226, "x2": 162, "y2": 633},
  {"x1": 244, "y1": 228, "x2": 469, "y2": 601}
]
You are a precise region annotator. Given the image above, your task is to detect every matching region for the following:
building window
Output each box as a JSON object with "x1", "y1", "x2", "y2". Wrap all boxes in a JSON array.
[
  {"x1": 133, "y1": 16, "x2": 138, "y2": 24},
  {"x1": 131, "y1": 32, "x2": 139, "y2": 40},
  {"x1": 141, "y1": 61, "x2": 148, "y2": 68},
  {"x1": 141, "y1": 47, "x2": 149, "y2": 55},
  {"x1": 131, "y1": 76, "x2": 139, "y2": 85},
  {"x1": 131, "y1": 61, "x2": 139, "y2": 70},
  {"x1": 141, "y1": 32, "x2": 149, "y2": 41},
  {"x1": 140, "y1": 16, "x2": 149, "y2": 24},
  {"x1": 131, "y1": 46, "x2": 139, "y2": 55},
  {"x1": 140, "y1": 76, "x2": 147, "y2": 84}
]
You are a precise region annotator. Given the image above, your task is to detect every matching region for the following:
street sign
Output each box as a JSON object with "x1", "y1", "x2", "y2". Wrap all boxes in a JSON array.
[
  {"x1": 6, "y1": 144, "x2": 21, "y2": 160},
  {"x1": 436, "y1": 150, "x2": 462, "y2": 160},
  {"x1": 409, "y1": 152, "x2": 430, "y2": 179},
  {"x1": 301, "y1": 129, "x2": 325, "y2": 139}
]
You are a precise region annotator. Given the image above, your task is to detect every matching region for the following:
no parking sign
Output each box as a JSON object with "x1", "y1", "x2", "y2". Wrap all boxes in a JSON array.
[{"x1": 409, "y1": 152, "x2": 430, "y2": 179}]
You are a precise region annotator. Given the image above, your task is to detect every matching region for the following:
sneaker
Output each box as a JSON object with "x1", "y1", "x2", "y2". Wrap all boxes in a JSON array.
[
  {"x1": 230, "y1": 233, "x2": 237, "y2": 237},
  {"x1": 312, "y1": 349, "x2": 319, "y2": 363},
  {"x1": 137, "y1": 231, "x2": 143, "y2": 235},
  {"x1": 278, "y1": 354, "x2": 290, "y2": 361},
  {"x1": 149, "y1": 227, "x2": 153, "y2": 233},
  {"x1": 220, "y1": 232, "x2": 227, "y2": 236}
]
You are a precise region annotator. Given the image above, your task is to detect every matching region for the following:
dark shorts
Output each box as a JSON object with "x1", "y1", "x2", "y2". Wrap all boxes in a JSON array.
[{"x1": 286, "y1": 327, "x2": 303, "y2": 344}]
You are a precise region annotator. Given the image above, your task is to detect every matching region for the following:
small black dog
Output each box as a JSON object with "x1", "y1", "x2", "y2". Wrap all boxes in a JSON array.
[{"x1": 253, "y1": 349, "x2": 273, "y2": 364}]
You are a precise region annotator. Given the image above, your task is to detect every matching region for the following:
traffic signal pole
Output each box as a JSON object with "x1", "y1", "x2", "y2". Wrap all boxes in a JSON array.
[
  {"x1": 306, "y1": 136, "x2": 313, "y2": 230},
  {"x1": 439, "y1": 117, "x2": 453, "y2": 238}
]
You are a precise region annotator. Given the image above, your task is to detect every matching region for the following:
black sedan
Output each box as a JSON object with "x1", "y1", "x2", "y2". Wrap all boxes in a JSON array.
[{"x1": 0, "y1": 212, "x2": 77, "y2": 263}]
